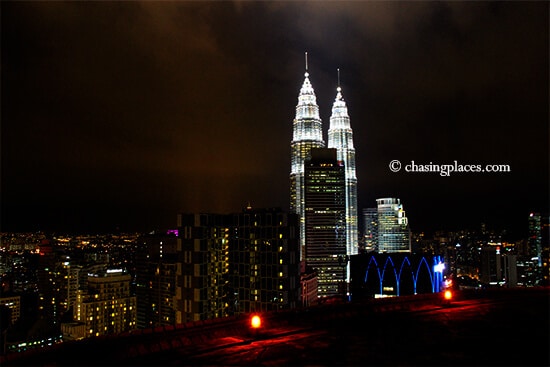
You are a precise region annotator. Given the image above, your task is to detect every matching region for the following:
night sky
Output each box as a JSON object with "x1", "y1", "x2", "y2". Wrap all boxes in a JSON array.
[{"x1": 2, "y1": 1, "x2": 548, "y2": 237}]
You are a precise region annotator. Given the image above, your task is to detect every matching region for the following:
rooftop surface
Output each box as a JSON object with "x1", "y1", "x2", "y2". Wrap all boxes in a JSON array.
[{"x1": 3, "y1": 287, "x2": 549, "y2": 366}]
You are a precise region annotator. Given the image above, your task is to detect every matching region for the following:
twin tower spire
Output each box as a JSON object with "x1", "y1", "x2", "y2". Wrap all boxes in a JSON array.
[{"x1": 290, "y1": 52, "x2": 358, "y2": 272}]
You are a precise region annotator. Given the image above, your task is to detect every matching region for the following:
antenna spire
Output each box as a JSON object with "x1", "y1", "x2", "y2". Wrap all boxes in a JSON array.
[
  {"x1": 305, "y1": 52, "x2": 308, "y2": 71},
  {"x1": 337, "y1": 68, "x2": 340, "y2": 88}
]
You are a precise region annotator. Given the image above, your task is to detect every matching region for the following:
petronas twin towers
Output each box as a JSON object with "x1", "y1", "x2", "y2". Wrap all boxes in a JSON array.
[{"x1": 290, "y1": 54, "x2": 358, "y2": 280}]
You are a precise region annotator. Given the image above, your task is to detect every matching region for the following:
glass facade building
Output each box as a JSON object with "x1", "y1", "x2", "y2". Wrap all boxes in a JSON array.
[
  {"x1": 328, "y1": 83, "x2": 358, "y2": 271},
  {"x1": 363, "y1": 207, "x2": 378, "y2": 252},
  {"x1": 290, "y1": 67, "x2": 325, "y2": 260},
  {"x1": 304, "y1": 148, "x2": 347, "y2": 297},
  {"x1": 376, "y1": 198, "x2": 411, "y2": 253}
]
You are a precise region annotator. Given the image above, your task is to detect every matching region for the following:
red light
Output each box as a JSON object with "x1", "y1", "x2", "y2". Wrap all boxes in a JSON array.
[
  {"x1": 444, "y1": 290, "x2": 452, "y2": 300},
  {"x1": 250, "y1": 315, "x2": 261, "y2": 329}
]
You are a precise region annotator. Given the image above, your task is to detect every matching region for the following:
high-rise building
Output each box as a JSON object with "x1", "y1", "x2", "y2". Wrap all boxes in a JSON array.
[
  {"x1": 176, "y1": 213, "x2": 230, "y2": 323},
  {"x1": 290, "y1": 55, "x2": 325, "y2": 260},
  {"x1": 328, "y1": 74, "x2": 358, "y2": 267},
  {"x1": 363, "y1": 207, "x2": 378, "y2": 253},
  {"x1": 135, "y1": 233, "x2": 178, "y2": 329},
  {"x1": 376, "y1": 198, "x2": 411, "y2": 253},
  {"x1": 227, "y1": 208, "x2": 300, "y2": 314},
  {"x1": 176, "y1": 209, "x2": 300, "y2": 322},
  {"x1": 528, "y1": 212, "x2": 542, "y2": 267},
  {"x1": 304, "y1": 148, "x2": 347, "y2": 297},
  {"x1": 74, "y1": 269, "x2": 137, "y2": 338},
  {"x1": 542, "y1": 215, "x2": 550, "y2": 285}
]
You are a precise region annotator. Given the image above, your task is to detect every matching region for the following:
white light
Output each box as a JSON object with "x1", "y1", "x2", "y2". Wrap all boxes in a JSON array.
[{"x1": 434, "y1": 262, "x2": 445, "y2": 273}]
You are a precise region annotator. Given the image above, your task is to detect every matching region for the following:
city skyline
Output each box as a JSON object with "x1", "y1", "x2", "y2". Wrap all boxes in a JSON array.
[{"x1": 2, "y1": 2, "x2": 548, "y2": 238}]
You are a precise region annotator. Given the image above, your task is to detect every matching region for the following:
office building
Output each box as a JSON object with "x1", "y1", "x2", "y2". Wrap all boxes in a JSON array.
[
  {"x1": 480, "y1": 243, "x2": 518, "y2": 287},
  {"x1": 304, "y1": 148, "x2": 347, "y2": 297},
  {"x1": 377, "y1": 198, "x2": 411, "y2": 253},
  {"x1": 363, "y1": 207, "x2": 378, "y2": 252},
  {"x1": 290, "y1": 55, "x2": 325, "y2": 259},
  {"x1": 528, "y1": 212, "x2": 542, "y2": 268},
  {"x1": 328, "y1": 74, "x2": 358, "y2": 268}
]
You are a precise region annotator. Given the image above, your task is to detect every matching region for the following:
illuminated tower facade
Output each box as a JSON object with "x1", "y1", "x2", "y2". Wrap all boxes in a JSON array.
[
  {"x1": 377, "y1": 198, "x2": 411, "y2": 253},
  {"x1": 304, "y1": 148, "x2": 346, "y2": 297},
  {"x1": 290, "y1": 55, "x2": 325, "y2": 258},
  {"x1": 328, "y1": 75, "x2": 358, "y2": 270}
]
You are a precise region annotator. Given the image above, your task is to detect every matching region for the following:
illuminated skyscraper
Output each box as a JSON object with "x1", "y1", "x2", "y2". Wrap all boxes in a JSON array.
[
  {"x1": 290, "y1": 53, "x2": 325, "y2": 259},
  {"x1": 328, "y1": 72, "x2": 358, "y2": 268},
  {"x1": 377, "y1": 198, "x2": 411, "y2": 253},
  {"x1": 304, "y1": 148, "x2": 347, "y2": 297},
  {"x1": 528, "y1": 212, "x2": 542, "y2": 267}
]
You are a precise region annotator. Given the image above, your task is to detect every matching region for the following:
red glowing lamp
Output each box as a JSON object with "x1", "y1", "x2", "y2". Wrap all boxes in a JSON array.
[{"x1": 250, "y1": 315, "x2": 262, "y2": 329}]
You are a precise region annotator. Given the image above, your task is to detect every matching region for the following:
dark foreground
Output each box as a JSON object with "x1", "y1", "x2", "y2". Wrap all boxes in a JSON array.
[{"x1": 4, "y1": 287, "x2": 549, "y2": 366}]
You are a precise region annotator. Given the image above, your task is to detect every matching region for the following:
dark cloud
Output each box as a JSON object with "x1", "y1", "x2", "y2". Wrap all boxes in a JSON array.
[{"x1": 2, "y1": 1, "x2": 548, "y2": 236}]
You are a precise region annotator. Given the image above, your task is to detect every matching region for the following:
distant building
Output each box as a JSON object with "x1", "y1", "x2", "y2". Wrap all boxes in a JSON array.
[
  {"x1": 0, "y1": 296, "x2": 20, "y2": 325},
  {"x1": 135, "y1": 233, "x2": 178, "y2": 329},
  {"x1": 528, "y1": 213, "x2": 542, "y2": 267},
  {"x1": 67, "y1": 265, "x2": 83, "y2": 311},
  {"x1": 74, "y1": 269, "x2": 137, "y2": 338},
  {"x1": 480, "y1": 243, "x2": 517, "y2": 287},
  {"x1": 60, "y1": 321, "x2": 86, "y2": 341},
  {"x1": 542, "y1": 215, "x2": 550, "y2": 285},
  {"x1": 290, "y1": 61, "x2": 325, "y2": 259},
  {"x1": 376, "y1": 198, "x2": 411, "y2": 253},
  {"x1": 328, "y1": 78, "x2": 358, "y2": 264},
  {"x1": 304, "y1": 148, "x2": 347, "y2": 298},
  {"x1": 289, "y1": 57, "x2": 359, "y2": 269},
  {"x1": 37, "y1": 243, "x2": 73, "y2": 330},
  {"x1": 362, "y1": 207, "x2": 378, "y2": 252}
]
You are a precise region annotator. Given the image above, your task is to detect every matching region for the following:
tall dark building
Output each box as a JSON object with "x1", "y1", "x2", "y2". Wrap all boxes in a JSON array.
[
  {"x1": 135, "y1": 233, "x2": 178, "y2": 329},
  {"x1": 363, "y1": 207, "x2": 378, "y2": 252},
  {"x1": 177, "y1": 213, "x2": 230, "y2": 323},
  {"x1": 227, "y1": 208, "x2": 300, "y2": 313},
  {"x1": 304, "y1": 148, "x2": 347, "y2": 297},
  {"x1": 528, "y1": 213, "x2": 542, "y2": 267},
  {"x1": 176, "y1": 208, "x2": 300, "y2": 322}
]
